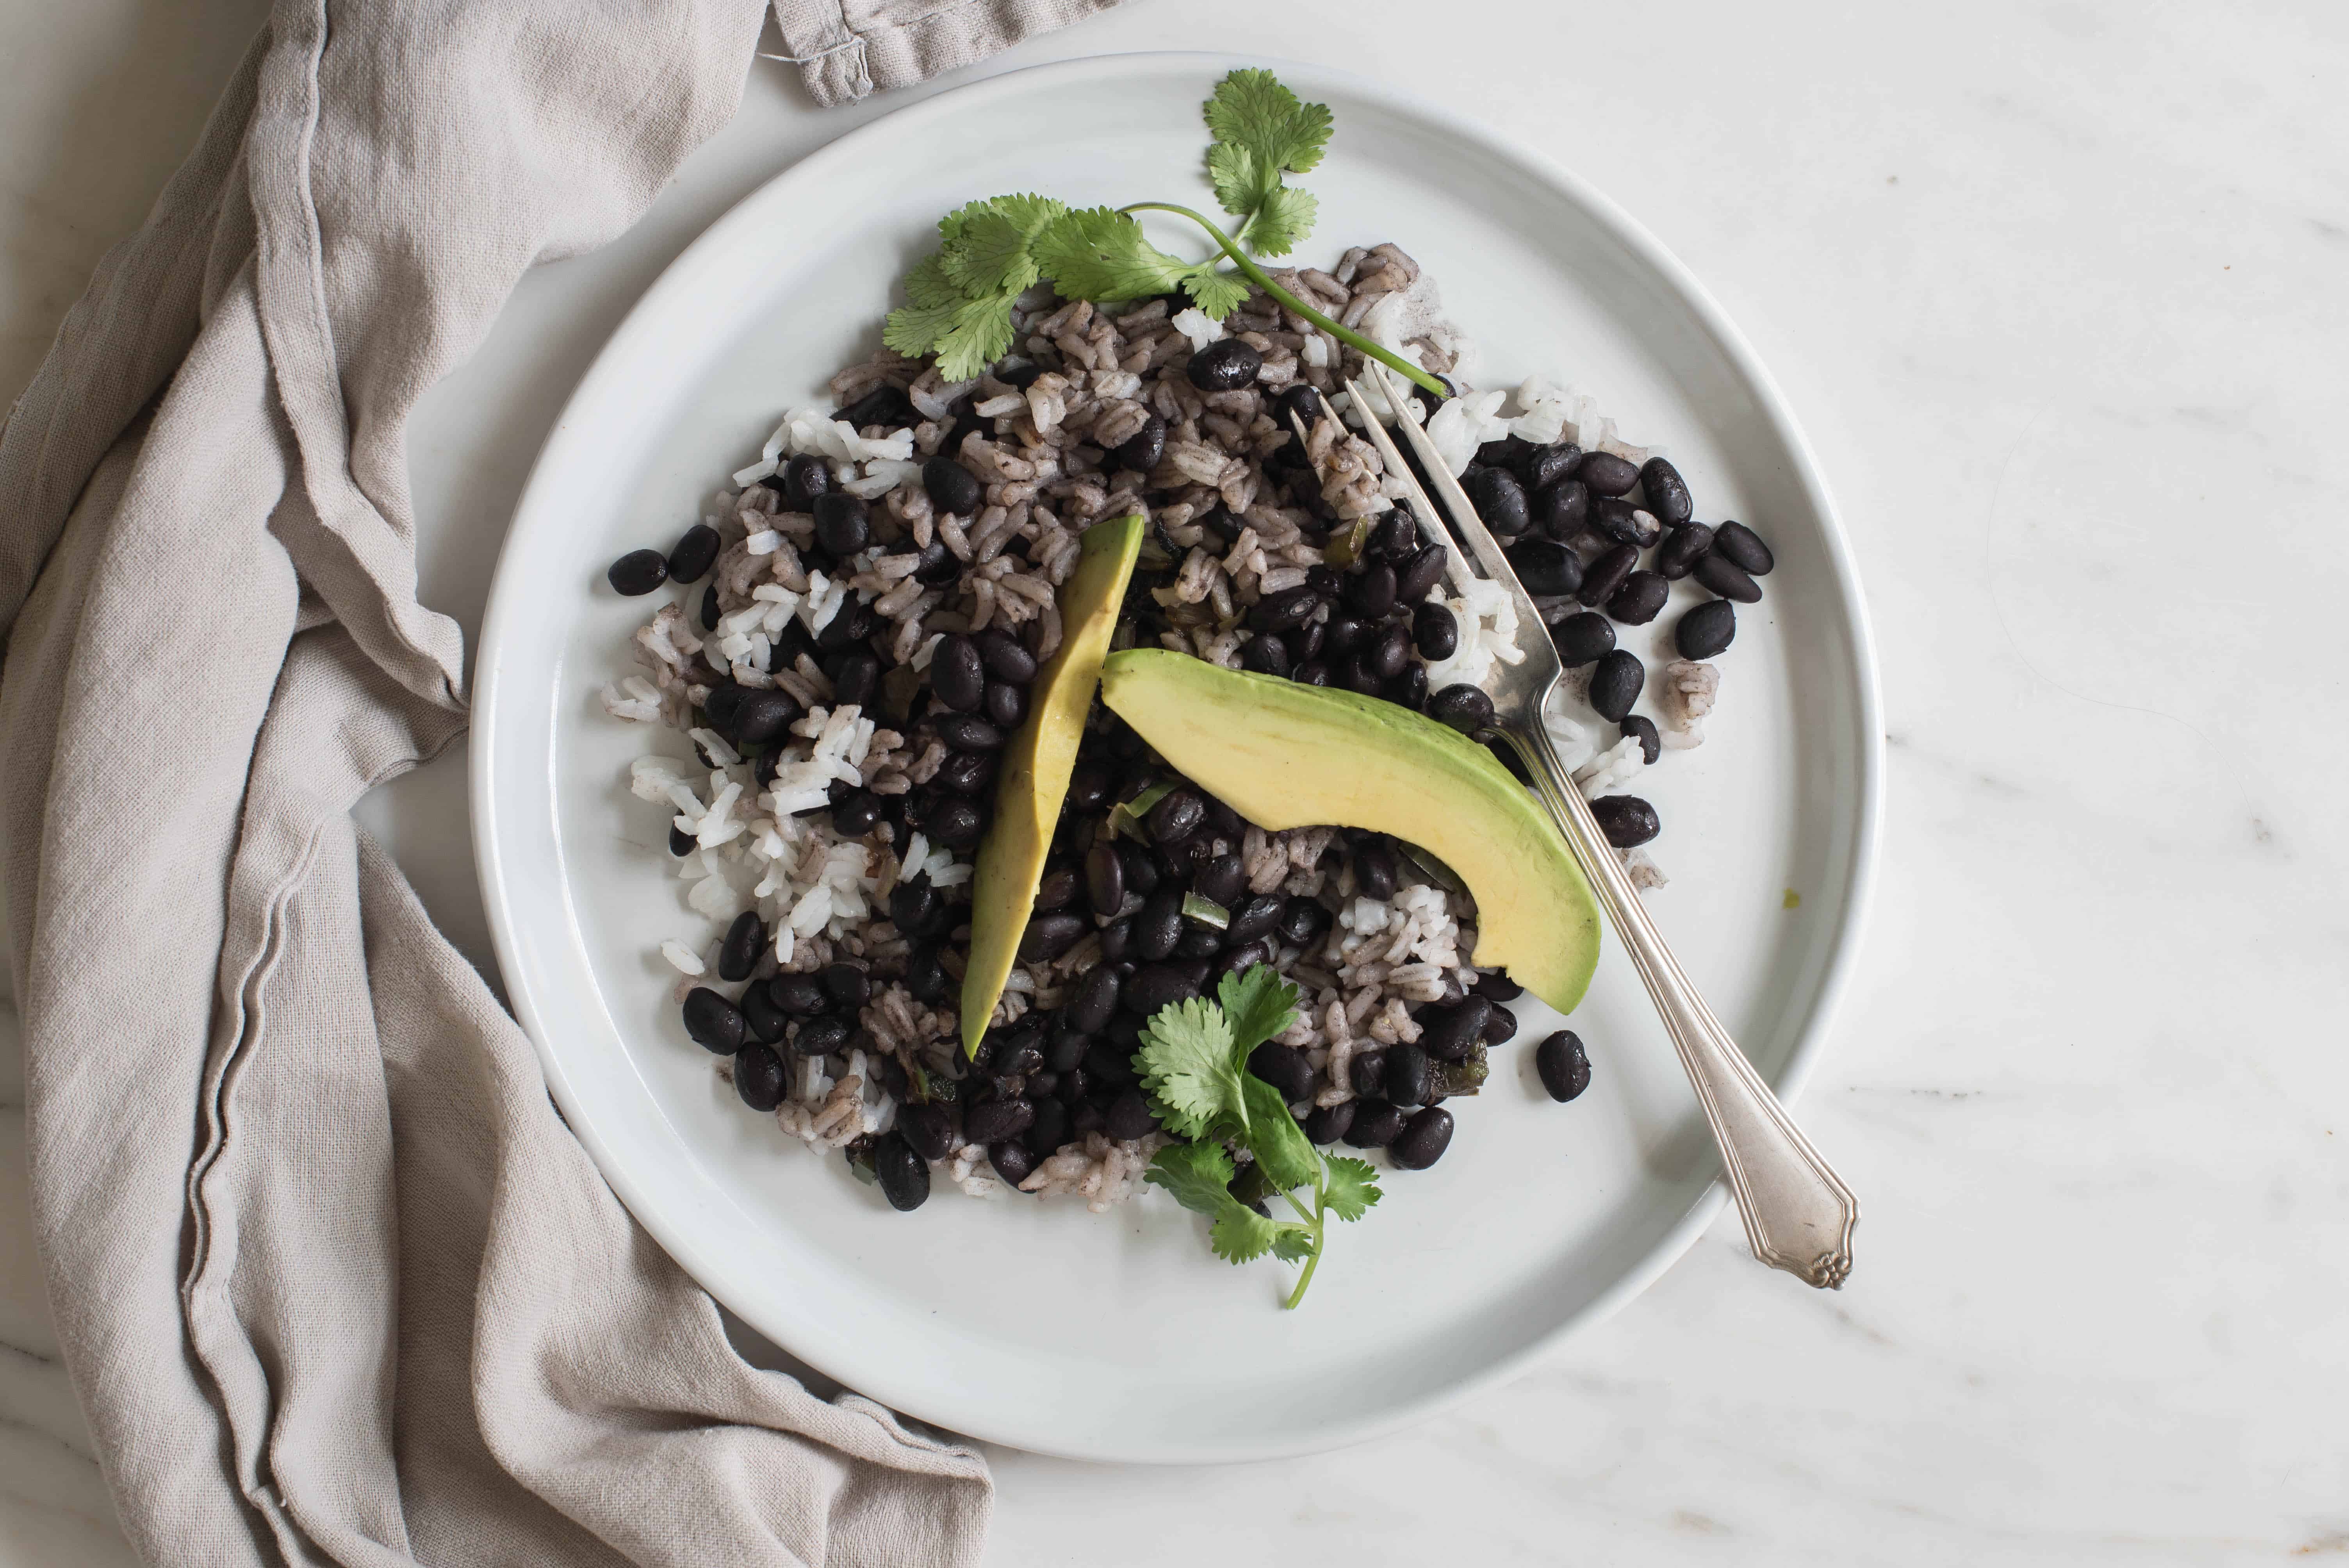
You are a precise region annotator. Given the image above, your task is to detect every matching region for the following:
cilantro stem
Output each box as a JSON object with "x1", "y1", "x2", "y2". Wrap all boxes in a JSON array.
[
  {"x1": 1284, "y1": 1180, "x2": 1329, "y2": 1310},
  {"x1": 1119, "y1": 202, "x2": 1450, "y2": 399}
]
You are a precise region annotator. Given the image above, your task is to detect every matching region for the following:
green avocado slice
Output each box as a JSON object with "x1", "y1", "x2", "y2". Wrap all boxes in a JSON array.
[
  {"x1": 959, "y1": 515, "x2": 1146, "y2": 1056},
  {"x1": 1098, "y1": 649, "x2": 1600, "y2": 1015}
]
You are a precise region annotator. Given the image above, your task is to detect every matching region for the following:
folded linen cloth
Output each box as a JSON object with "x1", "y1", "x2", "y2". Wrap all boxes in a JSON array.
[{"x1": 0, "y1": 0, "x2": 1120, "y2": 1559}]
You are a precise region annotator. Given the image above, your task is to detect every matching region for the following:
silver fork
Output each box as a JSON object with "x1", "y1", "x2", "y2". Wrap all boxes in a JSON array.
[{"x1": 1345, "y1": 361, "x2": 1859, "y2": 1290}]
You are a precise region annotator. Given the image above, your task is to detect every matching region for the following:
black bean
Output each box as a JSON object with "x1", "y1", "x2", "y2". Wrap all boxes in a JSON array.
[
  {"x1": 1655, "y1": 521, "x2": 1715, "y2": 580},
  {"x1": 1526, "y1": 442, "x2": 1584, "y2": 491},
  {"x1": 1304, "y1": 1102, "x2": 1355, "y2": 1146},
  {"x1": 1387, "y1": 661, "x2": 1429, "y2": 711},
  {"x1": 1536, "y1": 1030, "x2": 1593, "y2": 1102},
  {"x1": 984, "y1": 679, "x2": 1027, "y2": 729},
  {"x1": 1066, "y1": 968, "x2": 1121, "y2": 1038},
  {"x1": 1117, "y1": 841, "x2": 1161, "y2": 898},
  {"x1": 925, "y1": 798, "x2": 983, "y2": 848},
  {"x1": 681, "y1": 987, "x2": 745, "y2": 1053},
  {"x1": 1588, "y1": 650, "x2": 1645, "y2": 722},
  {"x1": 1037, "y1": 867, "x2": 1080, "y2": 914},
  {"x1": 934, "y1": 749, "x2": 993, "y2": 796},
  {"x1": 1675, "y1": 599, "x2": 1737, "y2": 659},
  {"x1": 1578, "y1": 543, "x2": 1639, "y2": 609},
  {"x1": 1482, "y1": 1006, "x2": 1519, "y2": 1044},
  {"x1": 1022, "y1": 1096, "x2": 1071, "y2": 1158},
  {"x1": 905, "y1": 944, "x2": 949, "y2": 1003},
  {"x1": 818, "y1": 655, "x2": 874, "y2": 716},
  {"x1": 791, "y1": 1016, "x2": 850, "y2": 1057},
  {"x1": 988, "y1": 1140, "x2": 1036, "y2": 1186},
  {"x1": 963, "y1": 1096, "x2": 1034, "y2": 1145},
  {"x1": 1186, "y1": 338, "x2": 1263, "y2": 391},
  {"x1": 1550, "y1": 611, "x2": 1617, "y2": 667},
  {"x1": 729, "y1": 689, "x2": 795, "y2": 747},
  {"x1": 1349, "y1": 1050, "x2": 1387, "y2": 1098},
  {"x1": 1113, "y1": 413, "x2": 1168, "y2": 474},
  {"x1": 1403, "y1": 599, "x2": 1456, "y2": 662},
  {"x1": 934, "y1": 714, "x2": 1005, "y2": 753},
  {"x1": 1048, "y1": 1027, "x2": 1091, "y2": 1075},
  {"x1": 1305, "y1": 563, "x2": 1344, "y2": 599},
  {"x1": 1148, "y1": 788, "x2": 1204, "y2": 844},
  {"x1": 1396, "y1": 543, "x2": 1448, "y2": 605},
  {"x1": 1125, "y1": 962, "x2": 1203, "y2": 1017},
  {"x1": 1385, "y1": 1041, "x2": 1433, "y2": 1107},
  {"x1": 1411, "y1": 375, "x2": 1454, "y2": 419},
  {"x1": 913, "y1": 539, "x2": 960, "y2": 586},
  {"x1": 1340, "y1": 656, "x2": 1384, "y2": 697},
  {"x1": 1371, "y1": 508, "x2": 1419, "y2": 562},
  {"x1": 1104, "y1": 1088, "x2": 1159, "y2": 1142},
  {"x1": 1278, "y1": 896, "x2": 1331, "y2": 947},
  {"x1": 667, "y1": 524, "x2": 721, "y2": 584},
  {"x1": 1620, "y1": 714, "x2": 1661, "y2": 765},
  {"x1": 1391, "y1": 1106, "x2": 1455, "y2": 1170},
  {"x1": 839, "y1": 384, "x2": 915, "y2": 431},
  {"x1": 734, "y1": 1043, "x2": 786, "y2": 1111},
  {"x1": 698, "y1": 584, "x2": 720, "y2": 631},
  {"x1": 1590, "y1": 794, "x2": 1661, "y2": 848},
  {"x1": 1353, "y1": 839, "x2": 1399, "y2": 900},
  {"x1": 1367, "y1": 622, "x2": 1410, "y2": 681},
  {"x1": 811, "y1": 493, "x2": 871, "y2": 558},
  {"x1": 814, "y1": 962, "x2": 866, "y2": 1012},
  {"x1": 1248, "y1": 586, "x2": 1319, "y2": 633},
  {"x1": 1419, "y1": 998, "x2": 1492, "y2": 1061},
  {"x1": 1535, "y1": 479, "x2": 1590, "y2": 540},
  {"x1": 1019, "y1": 913, "x2": 1089, "y2": 963},
  {"x1": 1285, "y1": 620, "x2": 1325, "y2": 665},
  {"x1": 781, "y1": 454, "x2": 832, "y2": 510},
  {"x1": 1712, "y1": 520, "x2": 1775, "y2": 576},
  {"x1": 1344, "y1": 1100, "x2": 1407, "y2": 1149},
  {"x1": 1426, "y1": 682, "x2": 1494, "y2": 734},
  {"x1": 741, "y1": 984, "x2": 789, "y2": 1043},
  {"x1": 1694, "y1": 552, "x2": 1763, "y2": 603},
  {"x1": 831, "y1": 788, "x2": 882, "y2": 837},
  {"x1": 1135, "y1": 888, "x2": 1185, "y2": 962},
  {"x1": 1175, "y1": 923, "x2": 1223, "y2": 959},
  {"x1": 1590, "y1": 496, "x2": 1663, "y2": 549},
  {"x1": 1194, "y1": 852, "x2": 1246, "y2": 910},
  {"x1": 1269, "y1": 383, "x2": 1322, "y2": 431},
  {"x1": 1469, "y1": 467, "x2": 1531, "y2": 536},
  {"x1": 1066, "y1": 764, "x2": 1114, "y2": 814},
  {"x1": 1607, "y1": 570, "x2": 1670, "y2": 627},
  {"x1": 897, "y1": 1102, "x2": 957, "y2": 1162},
  {"x1": 1638, "y1": 457, "x2": 1693, "y2": 526},
  {"x1": 1241, "y1": 631, "x2": 1293, "y2": 679},
  {"x1": 1223, "y1": 894, "x2": 1285, "y2": 945},
  {"x1": 973, "y1": 629, "x2": 1036, "y2": 685},
  {"x1": 1508, "y1": 539, "x2": 1583, "y2": 596},
  {"x1": 1344, "y1": 562, "x2": 1398, "y2": 619},
  {"x1": 1472, "y1": 970, "x2": 1522, "y2": 1002},
  {"x1": 1249, "y1": 1041, "x2": 1318, "y2": 1103},
  {"x1": 1579, "y1": 451, "x2": 1639, "y2": 496},
  {"x1": 930, "y1": 634, "x2": 985, "y2": 712},
  {"x1": 1096, "y1": 920, "x2": 1135, "y2": 968},
  {"x1": 1476, "y1": 436, "x2": 1530, "y2": 474},
  {"x1": 607, "y1": 549, "x2": 667, "y2": 596},
  {"x1": 811, "y1": 601, "x2": 870, "y2": 653},
  {"x1": 718, "y1": 911, "x2": 766, "y2": 982},
  {"x1": 919, "y1": 453, "x2": 982, "y2": 515},
  {"x1": 1293, "y1": 661, "x2": 1331, "y2": 687},
  {"x1": 769, "y1": 973, "x2": 832, "y2": 1017},
  {"x1": 1080, "y1": 843, "x2": 1124, "y2": 921},
  {"x1": 1323, "y1": 616, "x2": 1370, "y2": 660},
  {"x1": 887, "y1": 877, "x2": 938, "y2": 938}
]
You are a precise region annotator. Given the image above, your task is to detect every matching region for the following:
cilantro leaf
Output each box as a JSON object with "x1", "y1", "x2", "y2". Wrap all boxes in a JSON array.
[
  {"x1": 1203, "y1": 69, "x2": 1332, "y2": 256},
  {"x1": 1034, "y1": 208, "x2": 1192, "y2": 301},
  {"x1": 1133, "y1": 994, "x2": 1244, "y2": 1141},
  {"x1": 884, "y1": 196, "x2": 1070, "y2": 382},
  {"x1": 1183, "y1": 268, "x2": 1251, "y2": 321},
  {"x1": 901, "y1": 252, "x2": 962, "y2": 309},
  {"x1": 1217, "y1": 967, "x2": 1300, "y2": 1061},
  {"x1": 1239, "y1": 1075, "x2": 1319, "y2": 1194},
  {"x1": 939, "y1": 193, "x2": 1064, "y2": 296},
  {"x1": 1211, "y1": 1204, "x2": 1297, "y2": 1264},
  {"x1": 1144, "y1": 1139, "x2": 1238, "y2": 1213},
  {"x1": 1321, "y1": 1155, "x2": 1383, "y2": 1223},
  {"x1": 1269, "y1": 1227, "x2": 1319, "y2": 1264}
]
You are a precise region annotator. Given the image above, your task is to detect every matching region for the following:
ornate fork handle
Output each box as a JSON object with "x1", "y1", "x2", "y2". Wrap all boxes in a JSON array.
[{"x1": 1499, "y1": 721, "x2": 1858, "y2": 1288}]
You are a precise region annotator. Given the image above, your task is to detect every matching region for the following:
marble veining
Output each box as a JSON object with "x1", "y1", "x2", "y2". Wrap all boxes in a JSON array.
[{"x1": 3, "y1": 0, "x2": 2345, "y2": 1563}]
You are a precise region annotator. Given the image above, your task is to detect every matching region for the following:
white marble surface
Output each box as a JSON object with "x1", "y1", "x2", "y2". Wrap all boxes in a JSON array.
[{"x1": 5, "y1": 0, "x2": 2347, "y2": 1562}]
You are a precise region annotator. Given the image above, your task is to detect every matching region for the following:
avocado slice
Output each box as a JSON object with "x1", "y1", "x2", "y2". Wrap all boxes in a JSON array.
[
  {"x1": 1098, "y1": 649, "x2": 1601, "y2": 1015},
  {"x1": 959, "y1": 515, "x2": 1146, "y2": 1055}
]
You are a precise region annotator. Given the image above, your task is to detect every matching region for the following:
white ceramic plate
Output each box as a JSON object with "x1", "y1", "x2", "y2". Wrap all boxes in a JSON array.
[{"x1": 472, "y1": 51, "x2": 1880, "y2": 1462}]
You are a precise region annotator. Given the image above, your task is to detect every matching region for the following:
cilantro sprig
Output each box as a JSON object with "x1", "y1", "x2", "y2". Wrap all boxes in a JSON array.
[
  {"x1": 1135, "y1": 966, "x2": 1383, "y2": 1309},
  {"x1": 883, "y1": 70, "x2": 1445, "y2": 399}
]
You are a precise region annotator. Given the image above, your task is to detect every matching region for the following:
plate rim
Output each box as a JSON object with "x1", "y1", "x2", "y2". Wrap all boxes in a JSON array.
[{"x1": 471, "y1": 48, "x2": 1883, "y2": 1463}]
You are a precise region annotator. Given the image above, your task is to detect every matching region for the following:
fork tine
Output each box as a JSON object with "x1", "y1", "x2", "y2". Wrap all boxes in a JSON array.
[
  {"x1": 1358, "y1": 362, "x2": 1540, "y2": 625},
  {"x1": 1336, "y1": 377, "x2": 1479, "y2": 599}
]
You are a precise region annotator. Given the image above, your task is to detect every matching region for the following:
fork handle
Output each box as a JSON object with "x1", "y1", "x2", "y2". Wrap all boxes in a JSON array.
[{"x1": 1498, "y1": 723, "x2": 1860, "y2": 1289}]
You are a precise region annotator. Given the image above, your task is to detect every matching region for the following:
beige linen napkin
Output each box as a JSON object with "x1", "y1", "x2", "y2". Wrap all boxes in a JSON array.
[{"x1": 0, "y1": 0, "x2": 1126, "y2": 1558}]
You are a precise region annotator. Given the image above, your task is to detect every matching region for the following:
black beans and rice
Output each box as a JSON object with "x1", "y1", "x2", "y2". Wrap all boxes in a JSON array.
[{"x1": 601, "y1": 244, "x2": 1766, "y2": 1212}]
